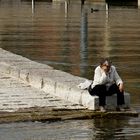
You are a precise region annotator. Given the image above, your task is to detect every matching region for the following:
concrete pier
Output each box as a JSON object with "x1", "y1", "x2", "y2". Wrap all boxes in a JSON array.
[
  {"x1": 0, "y1": 72, "x2": 86, "y2": 112},
  {"x1": 0, "y1": 48, "x2": 131, "y2": 111},
  {"x1": 0, "y1": 48, "x2": 138, "y2": 122}
]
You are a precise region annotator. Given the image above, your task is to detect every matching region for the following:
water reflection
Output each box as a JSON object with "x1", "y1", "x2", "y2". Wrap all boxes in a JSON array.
[
  {"x1": 80, "y1": 5, "x2": 88, "y2": 76},
  {"x1": 0, "y1": 0, "x2": 139, "y2": 93},
  {"x1": 0, "y1": 1, "x2": 140, "y2": 139},
  {"x1": 0, "y1": 118, "x2": 140, "y2": 140},
  {"x1": 0, "y1": 0, "x2": 139, "y2": 98},
  {"x1": 93, "y1": 119, "x2": 125, "y2": 140},
  {"x1": 31, "y1": 0, "x2": 35, "y2": 14},
  {"x1": 106, "y1": 0, "x2": 138, "y2": 8}
]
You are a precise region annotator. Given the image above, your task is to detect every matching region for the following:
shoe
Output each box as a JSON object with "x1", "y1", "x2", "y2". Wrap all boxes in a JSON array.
[
  {"x1": 100, "y1": 106, "x2": 106, "y2": 112},
  {"x1": 116, "y1": 105, "x2": 125, "y2": 111}
]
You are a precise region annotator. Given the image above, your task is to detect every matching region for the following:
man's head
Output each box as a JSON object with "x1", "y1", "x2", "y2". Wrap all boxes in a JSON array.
[{"x1": 100, "y1": 58, "x2": 112, "y2": 72}]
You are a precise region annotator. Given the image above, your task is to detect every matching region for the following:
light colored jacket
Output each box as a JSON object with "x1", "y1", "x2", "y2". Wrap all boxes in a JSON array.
[{"x1": 91, "y1": 65, "x2": 123, "y2": 89}]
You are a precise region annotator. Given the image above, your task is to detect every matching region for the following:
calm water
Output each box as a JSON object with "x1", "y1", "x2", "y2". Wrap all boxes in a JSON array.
[{"x1": 0, "y1": 0, "x2": 140, "y2": 139}]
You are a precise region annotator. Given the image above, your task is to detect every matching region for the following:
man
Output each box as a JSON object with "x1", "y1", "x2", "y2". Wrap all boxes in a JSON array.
[{"x1": 89, "y1": 58, "x2": 125, "y2": 112}]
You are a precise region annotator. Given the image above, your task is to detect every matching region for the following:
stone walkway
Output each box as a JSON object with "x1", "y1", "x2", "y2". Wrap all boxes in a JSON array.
[
  {"x1": 0, "y1": 48, "x2": 137, "y2": 122},
  {"x1": 0, "y1": 71, "x2": 138, "y2": 123},
  {"x1": 0, "y1": 72, "x2": 85, "y2": 112}
]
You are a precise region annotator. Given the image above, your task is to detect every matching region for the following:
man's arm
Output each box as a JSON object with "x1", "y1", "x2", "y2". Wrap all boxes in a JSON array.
[{"x1": 114, "y1": 67, "x2": 124, "y2": 92}]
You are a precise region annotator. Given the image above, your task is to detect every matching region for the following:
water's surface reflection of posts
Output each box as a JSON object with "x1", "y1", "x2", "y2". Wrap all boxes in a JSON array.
[
  {"x1": 32, "y1": 0, "x2": 35, "y2": 14},
  {"x1": 80, "y1": 5, "x2": 88, "y2": 76},
  {"x1": 138, "y1": 0, "x2": 140, "y2": 7},
  {"x1": 104, "y1": 3, "x2": 110, "y2": 58},
  {"x1": 64, "y1": 0, "x2": 70, "y2": 18},
  {"x1": 81, "y1": 0, "x2": 85, "y2": 5}
]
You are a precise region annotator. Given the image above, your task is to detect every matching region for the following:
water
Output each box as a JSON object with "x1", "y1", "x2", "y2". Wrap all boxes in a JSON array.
[
  {"x1": 0, "y1": 118, "x2": 140, "y2": 140},
  {"x1": 0, "y1": 0, "x2": 140, "y2": 139}
]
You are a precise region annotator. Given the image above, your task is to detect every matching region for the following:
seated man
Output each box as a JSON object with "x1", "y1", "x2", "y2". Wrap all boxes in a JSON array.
[{"x1": 89, "y1": 58, "x2": 125, "y2": 112}]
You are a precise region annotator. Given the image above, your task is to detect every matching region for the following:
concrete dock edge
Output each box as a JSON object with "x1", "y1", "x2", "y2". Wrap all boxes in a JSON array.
[{"x1": 0, "y1": 48, "x2": 130, "y2": 110}]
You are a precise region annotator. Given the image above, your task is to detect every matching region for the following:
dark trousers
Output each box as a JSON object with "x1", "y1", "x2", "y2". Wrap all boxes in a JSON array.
[{"x1": 89, "y1": 84, "x2": 125, "y2": 106}]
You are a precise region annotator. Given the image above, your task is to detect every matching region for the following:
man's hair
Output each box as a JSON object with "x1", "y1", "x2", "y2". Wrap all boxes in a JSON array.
[{"x1": 100, "y1": 58, "x2": 112, "y2": 66}]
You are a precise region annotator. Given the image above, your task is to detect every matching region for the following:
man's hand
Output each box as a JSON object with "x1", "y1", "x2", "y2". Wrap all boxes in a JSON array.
[
  {"x1": 118, "y1": 83, "x2": 124, "y2": 92},
  {"x1": 101, "y1": 65, "x2": 110, "y2": 74}
]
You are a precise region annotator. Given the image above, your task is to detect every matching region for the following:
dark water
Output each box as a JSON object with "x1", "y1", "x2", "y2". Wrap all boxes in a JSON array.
[
  {"x1": 0, "y1": 0, "x2": 140, "y2": 139},
  {"x1": 0, "y1": 118, "x2": 140, "y2": 140}
]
